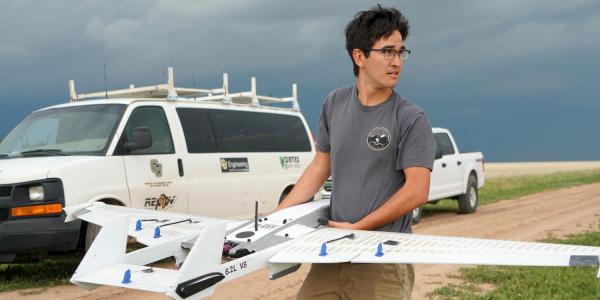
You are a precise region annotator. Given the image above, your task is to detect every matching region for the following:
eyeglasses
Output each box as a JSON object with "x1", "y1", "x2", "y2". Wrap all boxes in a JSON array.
[{"x1": 363, "y1": 48, "x2": 411, "y2": 61}]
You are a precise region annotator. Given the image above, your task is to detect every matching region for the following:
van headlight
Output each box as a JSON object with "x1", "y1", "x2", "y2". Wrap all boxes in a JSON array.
[{"x1": 28, "y1": 185, "x2": 45, "y2": 201}]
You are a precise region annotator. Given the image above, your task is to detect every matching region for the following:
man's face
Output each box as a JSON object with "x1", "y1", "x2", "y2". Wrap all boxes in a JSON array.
[{"x1": 358, "y1": 30, "x2": 405, "y2": 89}]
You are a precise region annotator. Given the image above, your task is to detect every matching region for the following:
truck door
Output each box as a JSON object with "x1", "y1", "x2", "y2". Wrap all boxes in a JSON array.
[
  {"x1": 115, "y1": 105, "x2": 188, "y2": 213},
  {"x1": 430, "y1": 132, "x2": 462, "y2": 199}
]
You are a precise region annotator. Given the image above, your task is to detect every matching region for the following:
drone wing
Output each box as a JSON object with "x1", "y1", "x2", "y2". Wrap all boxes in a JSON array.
[
  {"x1": 269, "y1": 228, "x2": 600, "y2": 272},
  {"x1": 64, "y1": 202, "x2": 248, "y2": 300},
  {"x1": 64, "y1": 202, "x2": 244, "y2": 247}
]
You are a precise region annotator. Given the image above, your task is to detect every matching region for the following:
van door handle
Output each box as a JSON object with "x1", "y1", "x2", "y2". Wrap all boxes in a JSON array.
[
  {"x1": 442, "y1": 163, "x2": 447, "y2": 168},
  {"x1": 457, "y1": 161, "x2": 462, "y2": 166},
  {"x1": 177, "y1": 159, "x2": 184, "y2": 177}
]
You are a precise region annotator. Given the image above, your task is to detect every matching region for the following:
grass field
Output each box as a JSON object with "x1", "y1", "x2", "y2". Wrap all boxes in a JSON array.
[
  {"x1": 431, "y1": 231, "x2": 600, "y2": 299},
  {"x1": 2, "y1": 169, "x2": 600, "y2": 293},
  {"x1": 0, "y1": 256, "x2": 79, "y2": 293},
  {"x1": 422, "y1": 169, "x2": 600, "y2": 217}
]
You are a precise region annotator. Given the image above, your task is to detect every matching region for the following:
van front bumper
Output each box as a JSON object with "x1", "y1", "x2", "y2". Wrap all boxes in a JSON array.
[{"x1": 0, "y1": 212, "x2": 81, "y2": 262}]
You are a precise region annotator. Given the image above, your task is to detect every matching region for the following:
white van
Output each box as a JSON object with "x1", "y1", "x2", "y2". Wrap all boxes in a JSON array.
[{"x1": 0, "y1": 69, "x2": 316, "y2": 262}]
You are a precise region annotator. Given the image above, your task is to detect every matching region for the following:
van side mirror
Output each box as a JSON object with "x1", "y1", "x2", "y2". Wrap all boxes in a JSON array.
[
  {"x1": 125, "y1": 126, "x2": 152, "y2": 151},
  {"x1": 435, "y1": 148, "x2": 443, "y2": 160}
]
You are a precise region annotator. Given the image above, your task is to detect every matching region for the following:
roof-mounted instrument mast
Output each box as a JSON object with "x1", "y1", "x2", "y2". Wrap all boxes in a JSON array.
[
  {"x1": 67, "y1": 67, "x2": 300, "y2": 111},
  {"x1": 167, "y1": 66, "x2": 177, "y2": 100},
  {"x1": 222, "y1": 73, "x2": 231, "y2": 104}
]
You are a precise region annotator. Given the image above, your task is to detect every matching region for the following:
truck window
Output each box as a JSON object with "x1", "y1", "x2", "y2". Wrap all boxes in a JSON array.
[
  {"x1": 176, "y1": 108, "x2": 218, "y2": 153},
  {"x1": 434, "y1": 133, "x2": 455, "y2": 156},
  {"x1": 208, "y1": 109, "x2": 311, "y2": 153},
  {"x1": 121, "y1": 106, "x2": 175, "y2": 155}
]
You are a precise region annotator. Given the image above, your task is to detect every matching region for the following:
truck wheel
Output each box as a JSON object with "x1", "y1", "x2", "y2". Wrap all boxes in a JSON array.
[
  {"x1": 458, "y1": 175, "x2": 478, "y2": 214},
  {"x1": 412, "y1": 205, "x2": 422, "y2": 224},
  {"x1": 84, "y1": 222, "x2": 101, "y2": 252}
]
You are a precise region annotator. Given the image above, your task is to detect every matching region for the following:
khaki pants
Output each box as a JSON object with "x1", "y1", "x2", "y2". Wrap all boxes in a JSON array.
[{"x1": 297, "y1": 263, "x2": 415, "y2": 300}]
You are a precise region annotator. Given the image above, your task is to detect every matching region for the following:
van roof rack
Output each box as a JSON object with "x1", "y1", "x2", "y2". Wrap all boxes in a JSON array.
[{"x1": 68, "y1": 67, "x2": 300, "y2": 111}]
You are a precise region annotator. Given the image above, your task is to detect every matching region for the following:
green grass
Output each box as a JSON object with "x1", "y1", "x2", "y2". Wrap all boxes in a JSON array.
[
  {"x1": 422, "y1": 169, "x2": 600, "y2": 217},
  {"x1": 430, "y1": 231, "x2": 600, "y2": 300},
  {"x1": 0, "y1": 249, "x2": 172, "y2": 293},
  {"x1": 0, "y1": 256, "x2": 80, "y2": 293}
]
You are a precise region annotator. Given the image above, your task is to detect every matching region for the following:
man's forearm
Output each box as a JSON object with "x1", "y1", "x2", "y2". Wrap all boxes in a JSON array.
[
  {"x1": 353, "y1": 168, "x2": 431, "y2": 230},
  {"x1": 354, "y1": 188, "x2": 426, "y2": 230},
  {"x1": 276, "y1": 154, "x2": 331, "y2": 211}
]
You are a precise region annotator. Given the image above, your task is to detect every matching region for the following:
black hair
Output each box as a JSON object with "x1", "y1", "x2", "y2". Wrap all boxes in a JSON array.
[{"x1": 344, "y1": 4, "x2": 410, "y2": 76}]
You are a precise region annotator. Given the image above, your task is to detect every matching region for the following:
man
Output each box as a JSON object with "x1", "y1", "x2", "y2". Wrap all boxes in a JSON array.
[{"x1": 276, "y1": 5, "x2": 435, "y2": 299}]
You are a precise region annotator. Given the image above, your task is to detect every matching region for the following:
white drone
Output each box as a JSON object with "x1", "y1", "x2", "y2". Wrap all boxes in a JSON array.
[{"x1": 64, "y1": 200, "x2": 600, "y2": 300}]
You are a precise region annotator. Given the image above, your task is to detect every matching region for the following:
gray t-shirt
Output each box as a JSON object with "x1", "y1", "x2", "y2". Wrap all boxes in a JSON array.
[{"x1": 316, "y1": 86, "x2": 435, "y2": 233}]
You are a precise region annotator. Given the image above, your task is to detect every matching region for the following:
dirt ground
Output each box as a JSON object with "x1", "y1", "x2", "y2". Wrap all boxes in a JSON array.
[{"x1": 3, "y1": 181, "x2": 600, "y2": 300}]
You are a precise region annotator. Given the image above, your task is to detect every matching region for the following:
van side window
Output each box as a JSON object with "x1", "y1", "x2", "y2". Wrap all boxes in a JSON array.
[
  {"x1": 176, "y1": 108, "x2": 218, "y2": 153},
  {"x1": 240, "y1": 111, "x2": 311, "y2": 152},
  {"x1": 208, "y1": 110, "x2": 249, "y2": 152},
  {"x1": 208, "y1": 109, "x2": 311, "y2": 153},
  {"x1": 120, "y1": 106, "x2": 175, "y2": 155},
  {"x1": 434, "y1": 133, "x2": 455, "y2": 156}
]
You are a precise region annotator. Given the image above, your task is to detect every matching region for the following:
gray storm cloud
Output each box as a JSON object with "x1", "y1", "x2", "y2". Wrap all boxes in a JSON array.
[{"x1": 1, "y1": 0, "x2": 599, "y2": 161}]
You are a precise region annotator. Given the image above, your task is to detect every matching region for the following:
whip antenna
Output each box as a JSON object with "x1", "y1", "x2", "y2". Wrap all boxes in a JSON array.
[{"x1": 101, "y1": 31, "x2": 108, "y2": 99}]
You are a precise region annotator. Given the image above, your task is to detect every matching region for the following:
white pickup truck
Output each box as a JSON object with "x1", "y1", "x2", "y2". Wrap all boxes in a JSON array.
[{"x1": 322, "y1": 127, "x2": 485, "y2": 223}]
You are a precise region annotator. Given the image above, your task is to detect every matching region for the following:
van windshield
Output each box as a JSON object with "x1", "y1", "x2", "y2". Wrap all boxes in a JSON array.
[{"x1": 0, "y1": 104, "x2": 125, "y2": 158}]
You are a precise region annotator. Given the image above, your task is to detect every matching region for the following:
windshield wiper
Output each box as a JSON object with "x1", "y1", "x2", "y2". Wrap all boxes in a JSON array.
[{"x1": 19, "y1": 149, "x2": 68, "y2": 156}]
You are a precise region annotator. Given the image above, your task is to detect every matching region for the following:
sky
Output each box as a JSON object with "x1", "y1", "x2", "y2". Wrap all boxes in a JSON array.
[{"x1": 1, "y1": 0, "x2": 599, "y2": 162}]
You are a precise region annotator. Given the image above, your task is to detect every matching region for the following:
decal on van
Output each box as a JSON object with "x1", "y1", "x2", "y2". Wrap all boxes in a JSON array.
[
  {"x1": 144, "y1": 181, "x2": 172, "y2": 188},
  {"x1": 150, "y1": 159, "x2": 163, "y2": 177},
  {"x1": 144, "y1": 194, "x2": 176, "y2": 210},
  {"x1": 220, "y1": 158, "x2": 250, "y2": 173},
  {"x1": 279, "y1": 156, "x2": 301, "y2": 170}
]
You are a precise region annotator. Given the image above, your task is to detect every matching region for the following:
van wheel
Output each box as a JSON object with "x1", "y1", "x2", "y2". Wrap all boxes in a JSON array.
[
  {"x1": 279, "y1": 191, "x2": 289, "y2": 204},
  {"x1": 412, "y1": 205, "x2": 422, "y2": 224},
  {"x1": 458, "y1": 175, "x2": 478, "y2": 214},
  {"x1": 84, "y1": 222, "x2": 101, "y2": 252},
  {"x1": 279, "y1": 186, "x2": 294, "y2": 204},
  {"x1": 83, "y1": 199, "x2": 122, "y2": 252}
]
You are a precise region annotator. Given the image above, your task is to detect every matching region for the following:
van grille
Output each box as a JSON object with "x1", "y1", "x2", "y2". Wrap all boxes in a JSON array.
[
  {"x1": 0, "y1": 186, "x2": 11, "y2": 197},
  {"x1": 0, "y1": 208, "x2": 8, "y2": 222}
]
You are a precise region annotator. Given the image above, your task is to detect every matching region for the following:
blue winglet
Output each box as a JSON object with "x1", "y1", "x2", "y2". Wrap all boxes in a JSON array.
[
  {"x1": 375, "y1": 242, "x2": 384, "y2": 257},
  {"x1": 121, "y1": 269, "x2": 131, "y2": 284},
  {"x1": 319, "y1": 242, "x2": 327, "y2": 256},
  {"x1": 154, "y1": 226, "x2": 161, "y2": 238},
  {"x1": 135, "y1": 219, "x2": 142, "y2": 231}
]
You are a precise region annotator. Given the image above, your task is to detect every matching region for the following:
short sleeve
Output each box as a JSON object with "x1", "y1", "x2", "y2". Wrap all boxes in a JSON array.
[
  {"x1": 315, "y1": 101, "x2": 331, "y2": 152},
  {"x1": 395, "y1": 113, "x2": 436, "y2": 171}
]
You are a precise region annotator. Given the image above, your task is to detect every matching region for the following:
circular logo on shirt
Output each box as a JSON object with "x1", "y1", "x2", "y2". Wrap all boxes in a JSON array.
[{"x1": 367, "y1": 127, "x2": 391, "y2": 151}]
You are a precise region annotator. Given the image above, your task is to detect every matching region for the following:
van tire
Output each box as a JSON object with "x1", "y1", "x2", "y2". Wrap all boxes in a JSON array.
[
  {"x1": 458, "y1": 174, "x2": 478, "y2": 214},
  {"x1": 83, "y1": 199, "x2": 123, "y2": 252},
  {"x1": 279, "y1": 186, "x2": 293, "y2": 204},
  {"x1": 84, "y1": 223, "x2": 101, "y2": 252},
  {"x1": 412, "y1": 205, "x2": 422, "y2": 224}
]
